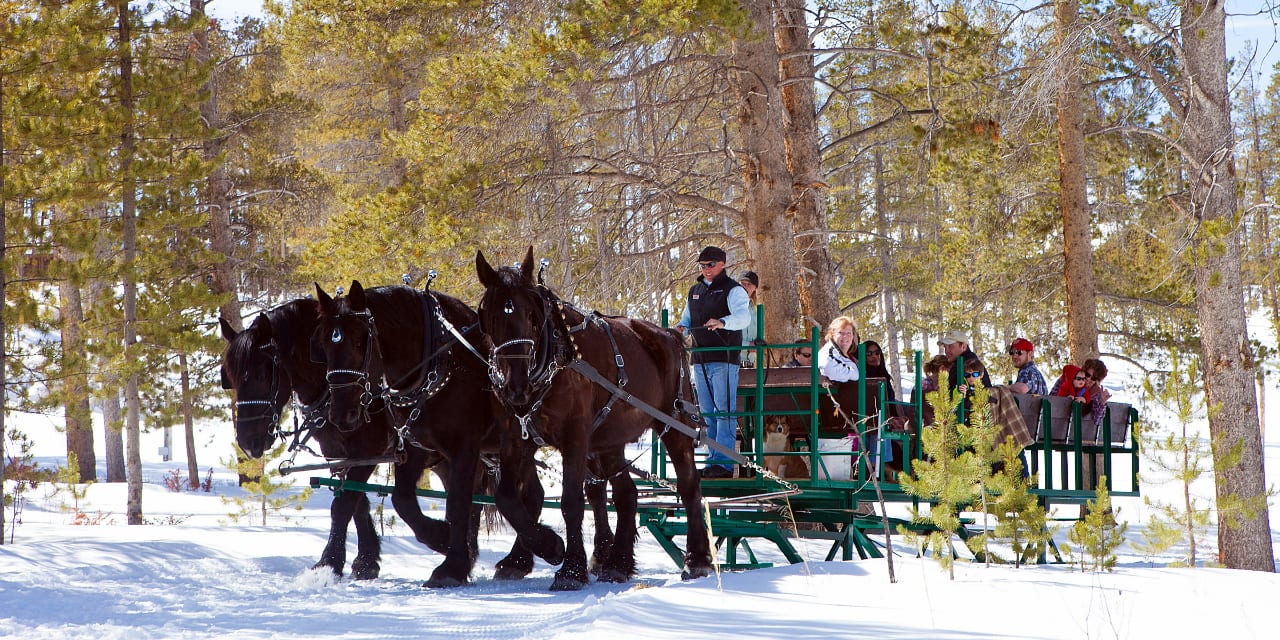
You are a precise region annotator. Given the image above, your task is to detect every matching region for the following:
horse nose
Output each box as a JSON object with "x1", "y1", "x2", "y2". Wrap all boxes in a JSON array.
[{"x1": 331, "y1": 405, "x2": 362, "y2": 432}]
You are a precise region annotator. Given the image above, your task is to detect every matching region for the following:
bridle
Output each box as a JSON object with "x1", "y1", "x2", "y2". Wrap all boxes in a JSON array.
[
  {"x1": 232, "y1": 341, "x2": 287, "y2": 442},
  {"x1": 322, "y1": 308, "x2": 385, "y2": 423},
  {"x1": 484, "y1": 289, "x2": 562, "y2": 389}
]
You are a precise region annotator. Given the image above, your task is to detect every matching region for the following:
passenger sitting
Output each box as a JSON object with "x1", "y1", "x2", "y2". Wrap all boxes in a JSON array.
[
  {"x1": 861, "y1": 340, "x2": 896, "y2": 403},
  {"x1": 1050, "y1": 364, "x2": 1090, "y2": 401},
  {"x1": 784, "y1": 344, "x2": 813, "y2": 368}
]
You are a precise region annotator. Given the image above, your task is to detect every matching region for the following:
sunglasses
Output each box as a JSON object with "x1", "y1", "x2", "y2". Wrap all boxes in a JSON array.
[
  {"x1": 1008, "y1": 349, "x2": 1024, "y2": 356},
  {"x1": 1084, "y1": 372, "x2": 1097, "y2": 381},
  {"x1": 866, "y1": 349, "x2": 881, "y2": 356},
  {"x1": 967, "y1": 371, "x2": 984, "y2": 378},
  {"x1": 797, "y1": 352, "x2": 812, "y2": 358},
  {"x1": 698, "y1": 261, "x2": 718, "y2": 268},
  {"x1": 1074, "y1": 374, "x2": 1086, "y2": 381}
]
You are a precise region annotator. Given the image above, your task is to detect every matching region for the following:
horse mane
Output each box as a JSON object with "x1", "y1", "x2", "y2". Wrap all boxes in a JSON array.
[
  {"x1": 224, "y1": 299, "x2": 316, "y2": 385},
  {"x1": 265, "y1": 299, "x2": 315, "y2": 359},
  {"x1": 493, "y1": 266, "x2": 529, "y2": 290}
]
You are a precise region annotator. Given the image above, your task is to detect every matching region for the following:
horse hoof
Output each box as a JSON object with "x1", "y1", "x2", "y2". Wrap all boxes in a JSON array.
[
  {"x1": 595, "y1": 568, "x2": 629, "y2": 584},
  {"x1": 350, "y1": 561, "x2": 381, "y2": 581},
  {"x1": 536, "y1": 529, "x2": 566, "y2": 566},
  {"x1": 493, "y1": 566, "x2": 530, "y2": 581},
  {"x1": 424, "y1": 572, "x2": 468, "y2": 589},
  {"x1": 311, "y1": 560, "x2": 343, "y2": 578},
  {"x1": 549, "y1": 575, "x2": 587, "y2": 591}
]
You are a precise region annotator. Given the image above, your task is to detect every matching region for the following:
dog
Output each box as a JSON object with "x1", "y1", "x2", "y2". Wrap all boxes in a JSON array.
[{"x1": 762, "y1": 417, "x2": 809, "y2": 479}]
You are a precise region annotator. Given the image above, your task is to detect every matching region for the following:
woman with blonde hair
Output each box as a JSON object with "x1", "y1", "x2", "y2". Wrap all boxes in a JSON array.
[
  {"x1": 816, "y1": 316, "x2": 860, "y2": 480},
  {"x1": 817, "y1": 316, "x2": 860, "y2": 385}
]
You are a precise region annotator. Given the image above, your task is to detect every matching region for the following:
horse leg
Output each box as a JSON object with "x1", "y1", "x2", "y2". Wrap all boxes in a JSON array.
[
  {"x1": 585, "y1": 458, "x2": 613, "y2": 578},
  {"x1": 551, "y1": 445, "x2": 590, "y2": 591},
  {"x1": 493, "y1": 459, "x2": 543, "y2": 580},
  {"x1": 493, "y1": 438, "x2": 565, "y2": 568},
  {"x1": 425, "y1": 442, "x2": 482, "y2": 588},
  {"x1": 312, "y1": 485, "x2": 358, "y2": 577},
  {"x1": 391, "y1": 449, "x2": 451, "y2": 555},
  {"x1": 662, "y1": 429, "x2": 714, "y2": 579},
  {"x1": 595, "y1": 450, "x2": 637, "y2": 583},
  {"x1": 345, "y1": 464, "x2": 382, "y2": 580}
]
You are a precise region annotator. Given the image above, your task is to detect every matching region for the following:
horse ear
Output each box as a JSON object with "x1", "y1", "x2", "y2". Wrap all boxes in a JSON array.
[
  {"x1": 520, "y1": 246, "x2": 535, "y2": 283},
  {"x1": 348, "y1": 280, "x2": 367, "y2": 310},
  {"x1": 476, "y1": 250, "x2": 498, "y2": 288},
  {"x1": 219, "y1": 317, "x2": 238, "y2": 342},
  {"x1": 314, "y1": 282, "x2": 332, "y2": 307}
]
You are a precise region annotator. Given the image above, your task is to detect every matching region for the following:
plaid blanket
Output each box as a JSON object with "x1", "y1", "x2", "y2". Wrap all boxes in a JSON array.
[{"x1": 987, "y1": 385, "x2": 1034, "y2": 448}]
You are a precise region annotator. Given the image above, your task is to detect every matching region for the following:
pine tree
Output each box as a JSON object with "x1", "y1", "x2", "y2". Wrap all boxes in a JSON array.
[
  {"x1": 898, "y1": 372, "x2": 990, "y2": 578},
  {"x1": 221, "y1": 443, "x2": 313, "y2": 527},
  {"x1": 988, "y1": 439, "x2": 1054, "y2": 567},
  {"x1": 1138, "y1": 351, "x2": 1214, "y2": 567},
  {"x1": 1067, "y1": 479, "x2": 1127, "y2": 572}
]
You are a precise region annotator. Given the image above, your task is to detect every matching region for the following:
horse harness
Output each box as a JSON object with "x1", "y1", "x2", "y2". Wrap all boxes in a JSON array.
[
  {"x1": 484, "y1": 283, "x2": 638, "y2": 451},
  {"x1": 324, "y1": 291, "x2": 479, "y2": 454}
]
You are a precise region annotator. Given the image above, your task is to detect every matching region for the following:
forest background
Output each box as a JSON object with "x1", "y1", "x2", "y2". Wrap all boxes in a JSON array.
[{"x1": 2, "y1": 0, "x2": 1279, "y2": 572}]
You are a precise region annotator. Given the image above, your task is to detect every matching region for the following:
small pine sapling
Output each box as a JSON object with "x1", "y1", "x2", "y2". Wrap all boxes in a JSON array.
[
  {"x1": 988, "y1": 438, "x2": 1053, "y2": 567},
  {"x1": 898, "y1": 373, "x2": 988, "y2": 579},
  {"x1": 1068, "y1": 479, "x2": 1127, "y2": 572},
  {"x1": 56, "y1": 452, "x2": 89, "y2": 516},
  {"x1": 1138, "y1": 352, "x2": 1215, "y2": 567},
  {"x1": 221, "y1": 442, "x2": 314, "y2": 526},
  {"x1": 956, "y1": 384, "x2": 1000, "y2": 565}
]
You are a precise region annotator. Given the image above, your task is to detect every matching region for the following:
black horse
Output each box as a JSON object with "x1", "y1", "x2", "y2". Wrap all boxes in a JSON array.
[
  {"x1": 220, "y1": 304, "x2": 398, "y2": 580},
  {"x1": 312, "y1": 281, "x2": 563, "y2": 587},
  {"x1": 476, "y1": 248, "x2": 714, "y2": 590}
]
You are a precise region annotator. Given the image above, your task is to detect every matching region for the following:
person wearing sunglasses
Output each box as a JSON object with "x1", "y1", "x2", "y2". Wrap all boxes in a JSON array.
[
  {"x1": 956, "y1": 357, "x2": 991, "y2": 397},
  {"x1": 1006, "y1": 337, "x2": 1047, "y2": 395},
  {"x1": 676, "y1": 245, "x2": 751, "y2": 479},
  {"x1": 784, "y1": 345, "x2": 813, "y2": 368},
  {"x1": 859, "y1": 340, "x2": 897, "y2": 402},
  {"x1": 1050, "y1": 364, "x2": 1092, "y2": 402}
]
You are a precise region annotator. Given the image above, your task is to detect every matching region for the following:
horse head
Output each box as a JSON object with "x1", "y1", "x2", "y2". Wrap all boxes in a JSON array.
[
  {"x1": 313, "y1": 281, "x2": 384, "y2": 432},
  {"x1": 476, "y1": 247, "x2": 554, "y2": 408},
  {"x1": 220, "y1": 313, "x2": 292, "y2": 457}
]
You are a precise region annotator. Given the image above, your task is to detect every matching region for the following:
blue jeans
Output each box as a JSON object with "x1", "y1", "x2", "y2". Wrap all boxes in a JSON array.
[{"x1": 692, "y1": 362, "x2": 739, "y2": 469}]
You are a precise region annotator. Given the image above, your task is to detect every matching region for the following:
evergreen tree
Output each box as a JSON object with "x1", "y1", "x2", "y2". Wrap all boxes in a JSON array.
[
  {"x1": 898, "y1": 372, "x2": 990, "y2": 578},
  {"x1": 1067, "y1": 479, "x2": 1127, "y2": 572},
  {"x1": 221, "y1": 442, "x2": 313, "y2": 527},
  {"x1": 988, "y1": 438, "x2": 1054, "y2": 567},
  {"x1": 1138, "y1": 352, "x2": 1215, "y2": 567}
]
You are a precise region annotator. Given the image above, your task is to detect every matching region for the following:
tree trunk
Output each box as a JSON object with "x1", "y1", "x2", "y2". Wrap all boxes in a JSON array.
[
  {"x1": 180, "y1": 353, "x2": 200, "y2": 489},
  {"x1": 192, "y1": 0, "x2": 242, "y2": 331},
  {"x1": 117, "y1": 1, "x2": 143, "y2": 525},
  {"x1": 1180, "y1": 0, "x2": 1274, "y2": 572},
  {"x1": 1, "y1": 72, "x2": 8, "y2": 543},
  {"x1": 776, "y1": 0, "x2": 837, "y2": 332},
  {"x1": 103, "y1": 390, "x2": 126, "y2": 482},
  {"x1": 57, "y1": 264, "x2": 97, "y2": 481},
  {"x1": 735, "y1": 0, "x2": 801, "y2": 343},
  {"x1": 1055, "y1": 0, "x2": 1099, "y2": 363}
]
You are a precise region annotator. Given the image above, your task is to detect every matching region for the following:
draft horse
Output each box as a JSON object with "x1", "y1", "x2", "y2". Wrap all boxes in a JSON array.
[
  {"x1": 220, "y1": 303, "x2": 401, "y2": 579},
  {"x1": 312, "y1": 281, "x2": 561, "y2": 587},
  {"x1": 476, "y1": 248, "x2": 714, "y2": 590}
]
